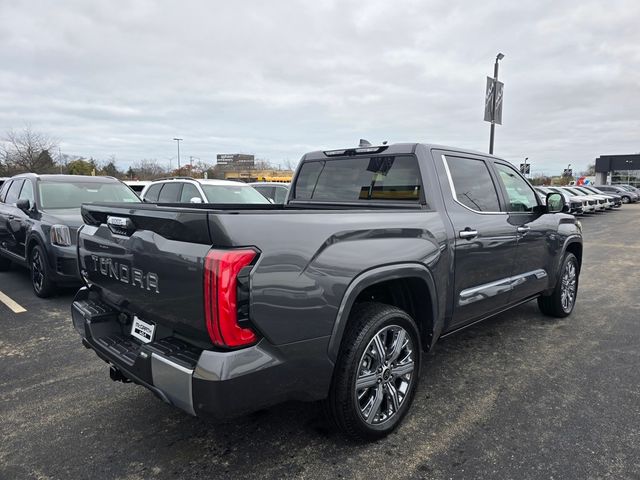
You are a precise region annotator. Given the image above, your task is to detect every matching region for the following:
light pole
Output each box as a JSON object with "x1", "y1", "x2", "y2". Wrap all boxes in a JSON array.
[
  {"x1": 489, "y1": 52, "x2": 505, "y2": 155},
  {"x1": 524, "y1": 157, "x2": 529, "y2": 178},
  {"x1": 173, "y1": 138, "x2": 183, "y2": 170}
]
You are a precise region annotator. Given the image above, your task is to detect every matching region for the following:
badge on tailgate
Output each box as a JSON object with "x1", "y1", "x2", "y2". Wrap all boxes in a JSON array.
[{"x1": 131, "y1": 316, "x2": 155, "y2": 343}]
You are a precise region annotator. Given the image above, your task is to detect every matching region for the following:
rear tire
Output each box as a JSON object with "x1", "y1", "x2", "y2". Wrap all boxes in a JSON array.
[
  {"x1": 538, "y1": 253, "x2": 579, "y2": 318},
  {"x1": 622, "y1": 196, "x2": 630, "y2": 204},
  {"x1": 30, "y1": 244, "x2": 57, "y2": 298},
  {"x1": 324, "y1": 302, "x2": 421, "y2": 441},
  {"x1": 0, "y1": 256, "x2": 11, "y2": 272}
]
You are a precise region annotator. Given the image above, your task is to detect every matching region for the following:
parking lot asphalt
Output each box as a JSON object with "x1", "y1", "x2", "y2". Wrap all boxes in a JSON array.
[{"x1": 1, "y1": 206, "x2": 639, "y2": 480}]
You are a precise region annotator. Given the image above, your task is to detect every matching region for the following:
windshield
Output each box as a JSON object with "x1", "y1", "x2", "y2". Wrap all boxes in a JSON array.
[
  {"x1": 563, "y1": 188, "x2": 583, "y2": 196},
  {"x1": 201, "y1": 184, "x2": 270, "y2": 204},
  {"x1": 38, "y1": 181, "x2": 140, "y2": 209}
]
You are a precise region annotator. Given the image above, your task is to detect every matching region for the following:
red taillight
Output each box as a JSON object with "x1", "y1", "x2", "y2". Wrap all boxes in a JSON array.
[{"x1": 204, "y1": 249, "x2": 258, "y2": 348}]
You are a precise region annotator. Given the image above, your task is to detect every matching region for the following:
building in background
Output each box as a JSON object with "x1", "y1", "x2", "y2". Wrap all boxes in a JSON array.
[
  {"x1": 216, "y1": 154, "x2": 256, "y2": 170},
  {"x1": 216, "y1": 153, "x2": 293, "y2": 183},
  {"x1": 595, "y1": 154, "x2": 640, "y2": 186}
]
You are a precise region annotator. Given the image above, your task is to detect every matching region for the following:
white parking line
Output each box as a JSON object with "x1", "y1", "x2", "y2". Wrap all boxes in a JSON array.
[{"x1": 0, "y1": 290, "x2": 27, "y2": 314}]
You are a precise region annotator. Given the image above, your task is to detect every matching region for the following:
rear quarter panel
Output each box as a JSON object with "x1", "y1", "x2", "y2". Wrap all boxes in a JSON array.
[{"x1": 211, "y1": 209, "x2": 450, "y2": 345}]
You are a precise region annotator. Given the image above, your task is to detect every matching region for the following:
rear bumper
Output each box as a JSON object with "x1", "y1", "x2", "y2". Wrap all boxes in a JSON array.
[{"x1": 71, "y1": 288, "x2": 333, "y2": 420}]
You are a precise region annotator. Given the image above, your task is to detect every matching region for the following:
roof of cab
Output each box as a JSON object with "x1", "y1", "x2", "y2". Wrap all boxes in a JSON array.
[{"x1": 301, "y1": 142, "x2": 502, "y2": 162}]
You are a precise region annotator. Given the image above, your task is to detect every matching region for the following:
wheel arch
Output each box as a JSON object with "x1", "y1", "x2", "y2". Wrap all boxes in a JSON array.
[
  {"x1": 25, "y1": 232, "x2": 48, "y2": 265},
  {"x1": 327, "y1": 263, "x2": 441, "y2": 362},
  {"x1": 564, "y1": 240, "x2": 583, "y2": 272}
]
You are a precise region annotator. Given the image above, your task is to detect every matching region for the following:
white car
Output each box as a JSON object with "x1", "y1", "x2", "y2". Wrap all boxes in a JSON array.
[
  {"x1": 536, "y1": 187, "x2": 589, "y2": 215},
  {"x1": 140, "y1": 177, "x2": 270, "y2": 204},
  {"x1": 561, "y1": 187, "x2": 608, "y2": 211}
]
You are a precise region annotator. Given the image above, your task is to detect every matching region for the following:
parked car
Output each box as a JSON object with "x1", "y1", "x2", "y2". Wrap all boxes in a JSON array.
[
  {"x1": 123, "y1": 180, "x2": 152, "y2": 196},
  {"x1": 571, "y1": 186, "x2": 615, "y2": 209},
  {"x1": 535, "y1": 187, "x2": 584, "y2": 215},
  {"x1": 594, "y1": 185, "x2": 638, "y2": 204},
  {"x1": 545, "y1": 187, "x2": 596, "y2": 213},
  {"x1": 0, "y1": 174, "x2": 140, "y2": 297},
  {"x1": 249, "y1": 182, "x2": 290, "y2": 204},
  {"x1": 579, "y1": 186, "x2": 622, "y2": 207},
  {"x1": 616, "y1": 184, "x2": 640, "y2": 196},
  {"x1": 560, "y1": 187, "x2": 607, "y2": 211},
  {"x1": 140, "y1": 177, "x2": 270, "y2": 204},
  {"x1": 71, "y1": 143, "x2": 582, "y2": 440}
]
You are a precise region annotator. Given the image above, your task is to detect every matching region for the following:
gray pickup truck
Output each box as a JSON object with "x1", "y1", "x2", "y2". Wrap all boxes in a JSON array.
[{"x1": 71, "y1": 143, "x2": 582, "y2": 440}]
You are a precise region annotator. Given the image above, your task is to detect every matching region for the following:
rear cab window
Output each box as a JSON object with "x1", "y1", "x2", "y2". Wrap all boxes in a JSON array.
[{"x1": 293, "y1": 155, "x2": 423, "y2": 204}]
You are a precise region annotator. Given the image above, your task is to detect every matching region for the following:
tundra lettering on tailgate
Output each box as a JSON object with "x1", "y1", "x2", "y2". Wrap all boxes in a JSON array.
[{"x1": 89, "y1": 255, "x2": 160, "y2": 293}]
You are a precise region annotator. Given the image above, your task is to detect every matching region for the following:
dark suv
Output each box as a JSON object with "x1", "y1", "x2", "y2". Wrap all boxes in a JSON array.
[{"x1": 0, "y1": 174, "x2": 140, "y2": 297}]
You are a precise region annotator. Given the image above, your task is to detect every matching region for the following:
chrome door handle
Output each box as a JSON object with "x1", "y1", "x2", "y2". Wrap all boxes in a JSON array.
[
  {"x1": 459, "y1": 229, "x2": 478, "y2": 240},
  {"x1": 517, "y1": 226, "x2": 530, "y2": 233}
]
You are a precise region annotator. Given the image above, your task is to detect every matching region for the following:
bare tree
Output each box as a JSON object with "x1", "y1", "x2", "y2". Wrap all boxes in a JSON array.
[
  {"x1": 132, "y1": 159, "x2": 168, "y2": 180},
  {"x1": 2, "y1": 126, "x2": 59, "y2": 173}
]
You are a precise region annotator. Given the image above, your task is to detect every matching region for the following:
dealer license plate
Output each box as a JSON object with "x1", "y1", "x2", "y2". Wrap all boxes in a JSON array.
[{"x1": 131, "y1": 316, "x2": 155, "y2": 343}]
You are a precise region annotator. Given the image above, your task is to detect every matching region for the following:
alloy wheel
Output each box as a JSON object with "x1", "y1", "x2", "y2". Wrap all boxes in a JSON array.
[
  {"x1": 32, "y1": 249, "x2": 44, "y2": 293},
  {"x1": 560, "y1": 259, "x2": 577, "y2": 313},
  {"x1": 355, "y1": 325, "x2": 415, "y2": 425}
]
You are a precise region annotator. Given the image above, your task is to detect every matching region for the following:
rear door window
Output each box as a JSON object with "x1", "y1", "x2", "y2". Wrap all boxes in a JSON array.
[
  {"x1": 0, "y1": 180, "x2": 12, "y2": 202},
  {"x1": 180, "y1": 183, "x2": 201, "y2": 203},
  {"x1": 274, "y1": 186, "x2": 288, "y2": 203},
  {"x1": 294, "y1": 155, "x2": 422, "y2": 203},
  {"x1": 143, "y1": 184, "x2": 162, "y2": 202},
  {"x1": 4, "y1": 180, "x2": 24, "y2": 204},
  {"x1": 158, "y1": 182, "x2": 183, "y2": 202},
  {"x1": 445, "y1": 156, "x2": 500, "y2": 212}
]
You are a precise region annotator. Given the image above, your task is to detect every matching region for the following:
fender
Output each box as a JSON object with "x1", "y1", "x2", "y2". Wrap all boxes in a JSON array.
[
  {"x1": 24, "y1": 230, "x2": 48, "y2": 265},
  {"x1": 547, "y1": 234, "x2": 582, "y2": 293},
  {"x1": 327, "y1": 262, "x2": 441, "y2": 362}
]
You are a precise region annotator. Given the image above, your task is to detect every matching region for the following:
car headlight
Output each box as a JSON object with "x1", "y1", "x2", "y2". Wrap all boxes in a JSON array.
[{"x1": 50, "y1": 224, "x2": 72, "y2": 246}]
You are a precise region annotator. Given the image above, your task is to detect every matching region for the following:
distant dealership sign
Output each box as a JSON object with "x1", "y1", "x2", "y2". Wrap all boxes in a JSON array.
[
  {"x1": 484, "y1": 77, "x2": 504, "y2": 125},
  {"x1": 216, "y1": 154, "x2": 255, "y2": 169}
]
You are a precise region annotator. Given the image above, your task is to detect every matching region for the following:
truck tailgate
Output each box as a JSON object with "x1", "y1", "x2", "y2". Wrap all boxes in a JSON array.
[{"x1": 79, "y1": 203, "x2": 214, "y2": 343}]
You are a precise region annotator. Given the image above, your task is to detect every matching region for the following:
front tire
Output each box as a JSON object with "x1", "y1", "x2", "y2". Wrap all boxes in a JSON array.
[
  {"x1": 324, "y1": 302, "x2": 421, "y2": 441},
  {"x1": 538, "y1": 253, "x2": 579, "y2": 318},
  {"x1": 622, "y1": 196, "x2": 630, "y2": 204},
  {"x1": 30, "y1": 245, "x2": 57, "y2": 298}
]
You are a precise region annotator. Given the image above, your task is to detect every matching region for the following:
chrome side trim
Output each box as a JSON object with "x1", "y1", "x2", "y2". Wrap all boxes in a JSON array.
[
  {"x1": 151, "y1": 353, "x2": 195, "y2": 416},
  {"x1": 459, "y1": 269, "x2": 548, "y2": 306},
  {"x1": 441, "y1": 154, "x2": 507, "y2": 216}
]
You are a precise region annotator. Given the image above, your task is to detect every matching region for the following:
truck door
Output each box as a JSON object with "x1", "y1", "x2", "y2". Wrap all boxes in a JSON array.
[
  {"x1": 492, "y1": 161, "x2": 552, "y2": 301},
  {"x1": 437, "y1": 153, "x2": 519, "y2": 328}
]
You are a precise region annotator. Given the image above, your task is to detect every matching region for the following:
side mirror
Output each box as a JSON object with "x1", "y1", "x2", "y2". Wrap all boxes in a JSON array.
[
  {"x1": 189, "y1": 197, "x2": 203, "y2": 204},
  {"x1": 16, "y1": 199, "x2": 31, "y2": 212},
  {"x1": 546, "y1": 192, "x2": 565, "y2": 213}
]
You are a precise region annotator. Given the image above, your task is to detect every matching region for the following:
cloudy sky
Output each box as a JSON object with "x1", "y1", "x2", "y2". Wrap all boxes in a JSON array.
[{"x1": 1, "y1": 0, "x2": 639, "y2": 174}]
